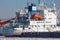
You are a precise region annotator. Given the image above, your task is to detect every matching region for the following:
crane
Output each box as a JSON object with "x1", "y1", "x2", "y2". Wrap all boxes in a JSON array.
[
  {"x1": 0, "y1": 14, "x2": 21, "y2": 28},
  {"x1": 0, "y1": 18, "x2": 15, "y2": 28}
]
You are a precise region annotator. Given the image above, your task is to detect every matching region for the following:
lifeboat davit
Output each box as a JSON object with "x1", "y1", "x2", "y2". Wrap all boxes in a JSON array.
[{"x1": 32, "y1": 13, "x2": 42, "y2": 20}]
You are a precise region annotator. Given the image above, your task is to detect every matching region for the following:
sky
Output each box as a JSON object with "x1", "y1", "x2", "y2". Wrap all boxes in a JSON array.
[{"x1": 0, "y1": 0, "x2": 60, "y2": 19}]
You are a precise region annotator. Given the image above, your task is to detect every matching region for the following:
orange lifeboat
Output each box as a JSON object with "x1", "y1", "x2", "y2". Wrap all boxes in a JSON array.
[
  {"x1": 32, "y1": 13, "x2": 42, "y2": 20},
  {"x1": 0, "y1": 19, "x2": 3, "y2": 28}
]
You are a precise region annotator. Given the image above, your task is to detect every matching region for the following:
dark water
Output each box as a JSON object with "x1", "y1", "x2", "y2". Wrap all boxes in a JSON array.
[{"x1": 0, "y1": 37, "x2": 60, "y2": 40}]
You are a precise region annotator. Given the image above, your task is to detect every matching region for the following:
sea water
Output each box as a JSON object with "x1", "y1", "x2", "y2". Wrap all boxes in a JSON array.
[{"x1": 0, "y1": 37, "x2": 60, "y2": 40}]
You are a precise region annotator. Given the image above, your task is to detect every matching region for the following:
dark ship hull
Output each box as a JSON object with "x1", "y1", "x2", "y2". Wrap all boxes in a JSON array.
[{"x1": 5, "y1": 32, "x2": 60, "y2": 38}]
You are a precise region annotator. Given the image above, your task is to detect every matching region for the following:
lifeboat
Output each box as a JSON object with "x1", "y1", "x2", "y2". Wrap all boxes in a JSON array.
[{"x1": 32, "y1": 13, "x2": 42, "y2": 20}]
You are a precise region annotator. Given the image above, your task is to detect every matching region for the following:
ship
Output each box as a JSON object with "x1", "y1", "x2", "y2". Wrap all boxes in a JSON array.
[{"x1": 0, "y1": 0, "x2": 60, "y2": 38}]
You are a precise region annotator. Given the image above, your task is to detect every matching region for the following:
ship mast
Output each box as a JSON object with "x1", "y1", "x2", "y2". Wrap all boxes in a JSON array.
[
  {"x1": 38, "y1": 0, "x2": 45, "y2": 9},
  {"x1": 53, "y1": 0, "x2": 57, "y2": 26},
  {"x1": 53, "y1": 0, "x2": 56, "y2": 10},
  {"x1": 38, "y1": 0, "x2": 40, "y2": 6},
  {"x1": 53, "y1": 0, "x2": 56, "y2": 15}
]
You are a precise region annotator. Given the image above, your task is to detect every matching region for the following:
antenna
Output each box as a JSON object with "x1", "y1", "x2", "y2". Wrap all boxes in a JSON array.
[
  {"x1": 27, "y1": 2, "x2": 29, "y2": 6},
  {"x1": 38, "y1": 0, "x2": 40, "y2": 5}
]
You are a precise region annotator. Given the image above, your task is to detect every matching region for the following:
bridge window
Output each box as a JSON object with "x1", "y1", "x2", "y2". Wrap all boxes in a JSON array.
[
  {"x1": 48, "y1": 10, "x2": 55, "y2": 12},
  {"x1": 49, "y1": 18, "x2": 52, "y2": 19}
]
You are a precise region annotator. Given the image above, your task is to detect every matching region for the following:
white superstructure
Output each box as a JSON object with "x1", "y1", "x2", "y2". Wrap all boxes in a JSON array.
[
  {"x1": 13, "y1": 7, "x2": 58, "y2": 35},
  {"x1": 12, "y1": 0, "x2": 60, "y2": 35}
]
